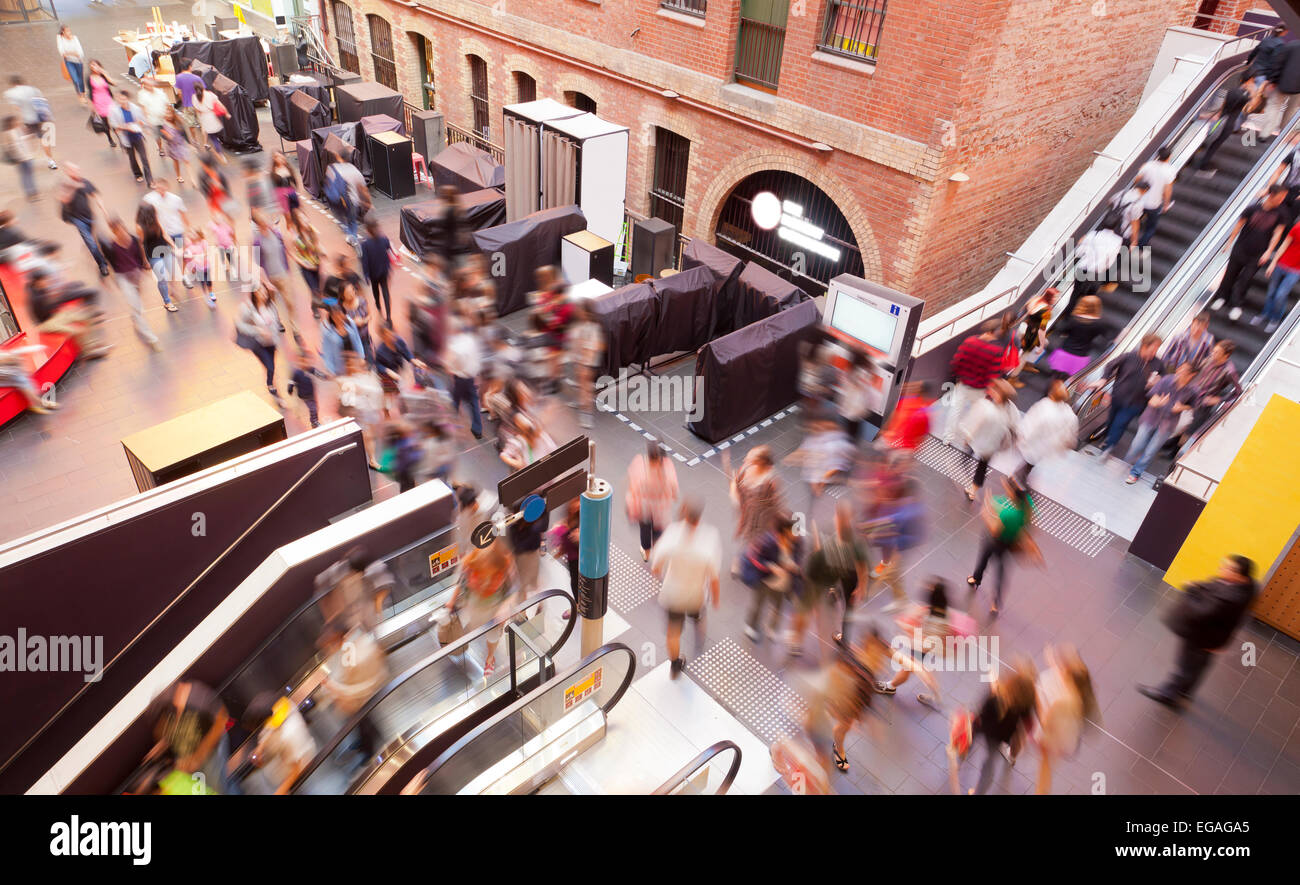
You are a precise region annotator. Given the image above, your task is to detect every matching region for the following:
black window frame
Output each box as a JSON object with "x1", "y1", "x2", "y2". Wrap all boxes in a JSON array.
[
  {"x1": 817, "y1": 0, "x2": 888, "y2": 63},
  {"x1": 649, "y1": 127, "x2": 690, "y2": 235},
  {"x1": 331, "y1": 1, "x2": 360, "y2": 74}
]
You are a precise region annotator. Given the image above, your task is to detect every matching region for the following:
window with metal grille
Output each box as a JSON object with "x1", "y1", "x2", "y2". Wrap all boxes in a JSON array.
[
  {"x1": 331, "y1": 1, "x2": 360, "y2": 74},
  {"x1": 411, "y1": 32, "x2": 435, "y2": 109},
  {"x1": 565, "y1": 91, "x2": 597, "y2": 115},
  {"x1": 650, "y1": 127, "x2": 690, "y2": 234},
  {"x1": 661, "y1": 0, "x2": 706, "y2": 17},
  {"x1": 367, "y1": 14, "x2": 398, "y2": 91},
  {"x1": 468, "y1": 54, "x2": 490, "y2": 140},
  {"x1": 514, "y1": 71, "x2": 536, "y2": 104},
  {"x1": 735, "y1": 0, "x2": 788, "y2": 91},
  {"x1": 818, "y1": 0, "x2": 888, "y2": 62}
]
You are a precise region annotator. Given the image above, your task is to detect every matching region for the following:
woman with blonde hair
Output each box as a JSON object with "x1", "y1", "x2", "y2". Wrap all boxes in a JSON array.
[
  {"x1": 1034, "y1": 644, "x2": 1098, "y2": 794},
  {"x1": 445, "y1": 541, "x2": 518, "y2": 678},
  {"x1": 1045, "y1": 294, "x2": 1108, "y2": 379}
]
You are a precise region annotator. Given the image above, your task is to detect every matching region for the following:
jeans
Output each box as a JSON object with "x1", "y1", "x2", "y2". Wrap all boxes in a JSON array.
[
  {"x1": 745, "y1": 581, "x2": 786, "y2": 635},
  {"x1": 1262, "y1": 264, "x2": 1300, "y2": 323},
  {"x1": 371, "y1": 275, "x2": 391, "y2": 322},
  {"x1": 342, "y1": 197, "x2": 360, "y2": 239},
  {"x1": 974, "y1": 734, "x2": 1008, "y2": 795},
  {"x1": 451, "y1": 375, "x2": 482, "y2": 437},
  {"x1": 1215, "y1": 251, "x2": 1265, "y2": 310},
  {"x1": 972, "y1": 457, "x2": 991, "y2": 489},
  {"x1": 15, "y1": 159, "x2": 35, "y2": 198},
  {"x1": 1102, "y1": 402, "x2": 1144, "y2": 452},
  {"x1": 150, "y1": 255, "x2": 173, "y2": 305},
  {"x1": 70, "y1": 217, "x2": 108, "y2": 273},
  {"x1": 971, "y1": 536, "x2": 1012, "y2": 607},
  {"x1": 1124, "y1": 421, "x2": 1171, "y2": 479},
  {"x1": 122, "y1": 133, "x2": 153, "y2": 185},
  {"x1": 1137, "y1": 206, "x2": 1162, "y2": 249},
  {"x1": 250, "y1": 342, "x2": 277, "y2": 389},
  {"x1": 115, "y1": 273, "x2": 158, "y2": 343},
  {"x1": 304, "y1": 396, "x2": 319, "y2": 428},
  {"x1": 65, "y1": 59, "x2": 84, "y2": 95},
  {"x1": 638, "y1": 520, "x2": 662, "y2": 552}
]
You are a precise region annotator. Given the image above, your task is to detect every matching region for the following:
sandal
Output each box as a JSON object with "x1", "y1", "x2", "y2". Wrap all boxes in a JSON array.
[{"x1": 832, "y1": 747, "x2": 849, "y2": 772}]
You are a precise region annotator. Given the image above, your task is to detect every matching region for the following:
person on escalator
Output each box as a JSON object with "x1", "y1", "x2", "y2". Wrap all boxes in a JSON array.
[
  {"x1": 1161, "y1": 312, "x2": 1215, "y2": 372},
  {"x1": 1259, "y1": 214, "x2": 1300, "y2": 331},
  {"x1": 318, "y1": 615, "x2": 390, "y2": 766},
  {"x1": 314, "y1": 545, "x2": 396, "y2": 633},
  {"x1": 1248, "y1": 25, "x2": 1289, "y2": 88},
  {"x1": 1044, "y1": 294, "x2": 1108, "y2": 380},
  {"x1": 1189, "y1": 73, "x2": 1254, "y2": 178},
  {"x1": 145, "y1": 680, "x2": 239, "y2": 794},
  {"x1": 446, "y1": 541, "x2": 518, "y2": 678},
  {"x1": 1134, "y1": 146, "x2": 1175, "y2": 249},
  {"x1": 1266, "y1": 130, "x2": 1300, "y2": 225},
  {"x1": 1094, "y1": 332, "x2": 1165, "y2": 457},
  {"x1": 1121, "y1": 361, "x2": 1199, "y2": 485},
  {"x1": 1269, "y1": 36, "x2": 1300, "y2": 136},
  {"x1": 231, "y1": 692, "x2": 318, "y2": 795},
  {"x1": 1210, "y1": 185, "x2": 1289, "y2": 322},
  {"x1": 1187, "y1": 339, "x2": 1243, "y2": 436}
]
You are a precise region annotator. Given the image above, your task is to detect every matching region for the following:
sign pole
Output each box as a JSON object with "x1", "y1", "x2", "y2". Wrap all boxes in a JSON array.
[{"x1": 577, "y1": 441, "x2": 610, "y2": 657}]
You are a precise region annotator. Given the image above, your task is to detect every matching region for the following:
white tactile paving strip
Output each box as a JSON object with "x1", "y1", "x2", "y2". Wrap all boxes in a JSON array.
[
  {"x1": 687, "y1": 638, "x2": 808, "y2": 745},
  {"x1": 607, "y1": 544, "x2": 662, "y2": 614},
  {"x1": 915, "y1": 437, "x2": 1114, "y2": 557}
]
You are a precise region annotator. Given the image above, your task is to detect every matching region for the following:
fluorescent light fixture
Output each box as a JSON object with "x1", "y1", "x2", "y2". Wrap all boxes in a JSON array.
[
  {"x1": 751, "y1": 191, "x2": 782, "y2": 230},
  {"x1": 779, "y1": 213, "x2": 824, "y2": 240},
  {"x1": 782, "y1": 200, "x2": 803, "y2": 217},
  {"x1": 778, "y1": 226, "x2": 841, "y2": 261}
]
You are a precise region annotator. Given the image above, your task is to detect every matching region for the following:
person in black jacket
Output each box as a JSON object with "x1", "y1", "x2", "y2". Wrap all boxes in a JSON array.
[
  {"x1": 1138, "y1": 555, "x2": 1258, "y2": 708},
  {"x1": 1189, "y1": 72, "x2": 1255, "y2": 176},
  {"x1": 1093, "y1": 333, "x2": 1164, "y2": 455},
  {"x1": 1271, "y1": 35, "x2": 1300, "y2": 135},
  {"x1": 1248, "y1": 24, "x2": 1288, "y2": 84}
]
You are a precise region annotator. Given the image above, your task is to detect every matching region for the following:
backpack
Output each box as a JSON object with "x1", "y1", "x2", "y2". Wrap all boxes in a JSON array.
[
  {"x1": 323, "y1": 165, "x2": 346, "y2": 206},
  {"x1": 1096, "y1": 192, "x2": 1131, "y2": 234}
]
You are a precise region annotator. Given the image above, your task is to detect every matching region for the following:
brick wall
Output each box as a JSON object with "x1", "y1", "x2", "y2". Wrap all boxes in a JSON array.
[{"x1": 325, "y1": 0, "x2": 1219, "y2": 311}]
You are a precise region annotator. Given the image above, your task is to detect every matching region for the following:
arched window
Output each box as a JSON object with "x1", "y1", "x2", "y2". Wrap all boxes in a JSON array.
[
  {"x1": 367, "y1": 15, "x2": 398, "y2": 91},
  {"x1": 513, "y1": 71, "x2": 536, "y2": 104},
  {"x1": 564, "y1": 91, "x2": 597, "y2": 115},
  {"x1": 468, "y1": 55, "x2": 490, "y2": 139},
  {"x1": 650, "y1": 127, "x2": 690, "y2": 234},
  {"x1": 715, "y1": 170, "x2": 864, "y2": 290},
  {"x1": 331, "y1": 1, "x2": 360, "y2": 74}
]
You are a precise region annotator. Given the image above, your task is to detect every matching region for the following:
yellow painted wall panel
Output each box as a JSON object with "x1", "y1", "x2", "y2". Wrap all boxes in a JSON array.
[{"x1": 1166, "y1": 395, "x2": 1300, "y2": 590}]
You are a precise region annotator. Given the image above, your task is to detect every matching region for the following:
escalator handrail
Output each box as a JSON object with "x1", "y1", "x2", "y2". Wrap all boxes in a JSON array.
[
  {"x1": 916, "y1": 47, "x2": 1256, "y2": 358},
  {"x1": 0, "y1": 442, "x2": 360, "y2": 783},
  {"x1": 288, "y1": 587, "x2": 577, "y2": 793},
  {"x1": 651, "y1": 740, "x2": 742, "y2": 796},
  {"x1": 410, "y1": 641, "x2": 638, "y2": 794},
  {"x1": 214, "y1": 523, "x2": 458, "y2": 698},
  {"x1": 1065, "y1": 111, "x2": 1300, "y2": 406}
]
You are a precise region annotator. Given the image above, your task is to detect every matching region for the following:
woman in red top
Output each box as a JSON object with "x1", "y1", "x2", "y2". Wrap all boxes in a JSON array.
[{"x1": 880, "y1": 381, "x2": 932, "y2": 454}]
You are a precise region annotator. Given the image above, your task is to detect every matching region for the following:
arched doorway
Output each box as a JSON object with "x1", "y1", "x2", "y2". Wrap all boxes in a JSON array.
[{"x1": 714, "y1": 170, "x2": 864, "y2": 293}]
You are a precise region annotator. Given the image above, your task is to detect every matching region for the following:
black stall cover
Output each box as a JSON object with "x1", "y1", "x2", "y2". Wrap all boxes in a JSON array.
[
  {"x1": 470, "y1": 204, "x2": 585, "y2": 316},
  {"x1": 208, "y1": 72, "x2": 261, "y2": 153},
  {"x1": 734, "y1": 261, "x2": 809, "y2": 330},
  {"x1": 271, "y1": 82, "x2": 330, "y2": 140},
  {"x1": 587, "y1": 283, "x2": 658, "y2": 377},
  {"x1": 289, "y1": 90, "x2": 332, "y2": 145},
  {"x1": 688, "y1": 299, "x2": 820, "y2": 443},
  {"x1": 647, "y1": 266, "x2": 720, "y2": 358},
  {"x1": 358, "y1": 114, "x2": 405, "y2": 180},
  {"x1": 680, "y1": 239, "x2": 744, "y2": 337},
  {"x1": 311, "y1": 122, "x2": 361, "y2": 171},
  {"x1": 295, "y1": 139, "x2": 321, "y2": 198},
  {"x1": 400, "y1": 189, "x2": 507, "y2": 258},
  {"x1": 335, "y1": 81, "x2": 404, "y2": 124},
  {"x1": 431, "y1": 141, "x2": 505, "y2": 194},
  {"x1": 170, "y1": 36, "x2": 270, "y2": 102}
]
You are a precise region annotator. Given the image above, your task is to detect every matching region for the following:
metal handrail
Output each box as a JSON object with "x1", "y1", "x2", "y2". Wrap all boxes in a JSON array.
[
  {"x1": 288, "y1": 588, "x2": 577, "y2": 793},
  {"x1": 0, "y1": 442, "x2": 360, "y2": 781},
  {"x1": 651, "y1": 740, "x2": 742, "y2": 795},
  {"x1": 914, "y1": 35, "x2": 1260, "y2": 357}
]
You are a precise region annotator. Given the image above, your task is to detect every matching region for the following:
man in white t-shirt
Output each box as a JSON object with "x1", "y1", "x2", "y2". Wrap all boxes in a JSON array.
[
  {"x1": 142, "y1": 179, "x2": 191, "y2": 289},
  {"x1": 330, "y1": 154, "x2": 370, "y2": 243},
  {"x1": 445, "y1": 321, "x2": 483, "y2": 439},
  {"x1": 5, "y1": 75, "x2": 56, "y2": 169},
  {"x1": 650, "y1": 499, "x2": 721, "y2": 679},
  {"x1": 1135, "y1": 146, "x2": 1175, "y2": 249}
]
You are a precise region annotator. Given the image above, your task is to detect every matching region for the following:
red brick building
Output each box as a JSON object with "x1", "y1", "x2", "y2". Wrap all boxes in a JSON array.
[{"x1": 319, "y1": 0, "x2": 1217, "y2": 309}]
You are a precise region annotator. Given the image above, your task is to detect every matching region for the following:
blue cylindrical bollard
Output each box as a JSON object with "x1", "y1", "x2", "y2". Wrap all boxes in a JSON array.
[{"x1": 577, "y1": 478, "x2": 612, "y2": 655}]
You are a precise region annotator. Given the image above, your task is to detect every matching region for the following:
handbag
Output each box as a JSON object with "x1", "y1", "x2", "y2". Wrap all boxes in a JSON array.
[
  {"x1": 436, "y1": 609, "x2": 466, "y2": 645},
  {"x1": 88, "y1": 113, "x2": 107, "y2": 134}
]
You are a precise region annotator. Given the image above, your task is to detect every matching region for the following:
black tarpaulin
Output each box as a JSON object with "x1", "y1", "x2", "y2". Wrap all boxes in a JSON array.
[
  {"x1": 311, "y1": 122, "x2": 361, "y2": 171},
  {"x1": 680, "y1": 239, "x2": 744, "y2": 337},
  {"x1": 431, "y1": 141, "x2": 505, "y2": 194},
  {"x1": 359, "y1": 114, "x2": 405, "y2": 180},
  {"x1": 688, "y1": 299, "x2": 820, "y2": 443},
  {"x1": 335, "y1": 81, "x2": 404, "y2": 124},
  {"x1": 295, "y1": 139, "x2": 321, "y2": 199},
  {"x1": 587, "y1": 282, "x2": 657, "y2": 376},
  {"x1": 734, "y1": 261, "x2": 809, "y2": 330},
  {"x1": 399, "y1": 189, "x2": 507, "y2": 259},
  {"x1": 272, "y1": 82, "x2": 330, "y2": 140},
  {"x1": 470, "y1": 204, "x2": 585, "y2": 316},
  {"x1": 208, "y1": 72, "x2": 260, "y2": 154},
  {"x1": 170, "y1": 36, "x2": 270, "y2": 102},
  {"x1": 288, "y1": 90, "x2": 331, "y2": 145},
  {"x1": 647, "y1": 266, "x2": 719, "y2": 357}
]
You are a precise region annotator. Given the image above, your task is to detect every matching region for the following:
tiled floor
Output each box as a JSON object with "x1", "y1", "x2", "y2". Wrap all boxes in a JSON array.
[{"x1": 2, "y1": 1, "x2": 1298, "y2": 794}]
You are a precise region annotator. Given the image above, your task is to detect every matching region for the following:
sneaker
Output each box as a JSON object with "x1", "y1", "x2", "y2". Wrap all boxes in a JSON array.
[
  {"x1": 1266, "y1": 320, "x2": 1280, "y2": 333},
  {"x1": 1000, "y1": 744, "x2": 1017, "y2": 766},
  {"x1": 1210, "y1": 298, "x2": 1225, "y2": 311},
  {"x1": 881, "y1": 599, "x2": 906, "y2": 614},
  {"x1": 164, "y1": 302, "x2": 178, "y2": 312},
  {"x1": 670, "y1": 658, "x2": 684, "y2": 679},
  {"x1": 870, "y1": 561, "x2": 888, "y2": 578},
  {"x1": 48, "y1": 160, "x2": 58, "y2": 170},
  {"x1": 1250, "y1": 314, "x2": 1265, "y2": 327},
  {"x1": 98, "y1": 266, "x2": 110, "y2": 277},
  {"x1": 743, "y1": 624, "x2": 760, "y2": 642},
  {"x1": 207, "y1": 296, "x2": 217, "y2": 309},
  {"x1": 873, "y1": 681, "x2": 896, "y2": 695},
  {"x1": 917, "y1": 692, "x2": 940, "y2": 710},
  {"x1": 1228, "y1": 306, "x2": 1242, "y2": 322},
  {"x1": 1125, "y1": 474, "x2": 1139, "y2": 484}
]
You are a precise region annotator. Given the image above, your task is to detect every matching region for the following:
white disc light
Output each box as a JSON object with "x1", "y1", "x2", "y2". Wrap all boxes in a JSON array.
[{"x1": 751, "y1": 191, "x2": 781, "y2": 230}]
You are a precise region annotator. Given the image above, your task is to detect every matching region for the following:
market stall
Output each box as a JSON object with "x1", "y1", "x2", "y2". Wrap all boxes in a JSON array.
[
  {"x1": 470, "y1": 204, "x2": 585, "y2": 316},
  {"x1": 170, "y1": 34, "x2": 270, "y2": 102},
  {"x1": 431, "y1": 141, "x2": 505, "y2": 194},
  {"x1": 399, "y1": 188, "x2": 507, "y2": 259}
]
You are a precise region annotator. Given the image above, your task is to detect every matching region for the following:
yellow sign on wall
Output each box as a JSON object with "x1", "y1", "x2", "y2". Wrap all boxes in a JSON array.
[{"x1": 1166, "y1": 394, "x2": 1300, "y2": 590}]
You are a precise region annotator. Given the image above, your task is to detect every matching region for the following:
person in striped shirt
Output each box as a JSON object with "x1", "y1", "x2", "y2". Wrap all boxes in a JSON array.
[
  {"x1": 942, "y1": 320, "x2": 1004, "y2": 449},
  {"x1": 1160, "y1": 312, "x2": 1215, "y2": 373}
]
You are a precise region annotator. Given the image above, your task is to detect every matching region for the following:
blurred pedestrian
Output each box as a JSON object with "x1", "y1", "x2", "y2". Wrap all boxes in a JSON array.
[
  {"x1": 59, "y1": 164, "x2": 109, "y2": 276},
  {"x1": 57, "y1": 25, "x2": 86, "y2": 102},
  {"x1": 100, "y1": 216, "x2": 161, "y2": 350},
  {"x1": 234, "y1": 283, "x2": 284, "y2": 403},
  {"x1": 962, "y1": 657, "x2": 1037, "y2": 795},
  {"x1": 288, "y1": 351, "x2": 320, "y2": 428},
  {"x1": 943, "y1": 320, "x2": 1003, "y2": 448},
  {"x1": 1122, "y1": 361, "x2": 1198, "y2": 485},
  {"x1": 878, "y1": 380, "x2": 932, "y2": 455},
  {"x1": 967, "y1": 478, "x2": 1041, "y2": 618},
  {"x1": 797, "y1": 501, "x2": 869, "y2": 659},
  {"x1": 566, "y1": 300, "x2": 604, "y2": 427},
  {"x1": 1034, "y1": 644, "x2": 1098, "y2": 794},
  {"x1": 445, "y1": 317, "x2": 484, "y2": 440},
  {"x1": 2, "y1": 116, "x2": 38, "y2": 200},
  {"x1": 109, "y1": 89, "x2": 153, "y2": 185},
  {"x1": 1094, "y1": 332, "x2": 1164, "y2": 456},
  {"x1": 1013, "y1": 380, "x2": 1077, "y2": 487},
  {"x1": 446, "y1": 541, "x2": 517, "y2": 678},
  {"x1": 337, "y1": 351, "x2": 385, "y2": 469},
  {"x1": 729, "y1": 446, "x2": 785, "y2": 574},
  {"x1": 319, "y1": 303, "x2": 364, "y2": 377},
  {"x1": 86, "y1": 61, "x2": 117, "y2": 148},
  {"x1": 360, "y1": 218, "x2": 395, "y2": 323},
  {"x1": 742, "y1": 514, "x2": 803, "y2": 644},
  {"x1": 625, "y1": 442, "x2": 679, "y2": 561},
  {"x1": 1045, "y1": 294, "x2": 1107, "y2": 379},
  {"x1": 959, "y1": 378, "x2": 1018, "y2": 502},
  {"x1": 651, "y1": 498, "x2": 722, "y2": 678},
  {"x1": 232, "y1": 692, "x2": 317, "y2": 795}
]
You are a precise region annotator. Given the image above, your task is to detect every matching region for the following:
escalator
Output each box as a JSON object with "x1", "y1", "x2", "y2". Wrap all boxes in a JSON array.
[{"x1": 650, "y1": 741, "x2": 742, "y2": 796}]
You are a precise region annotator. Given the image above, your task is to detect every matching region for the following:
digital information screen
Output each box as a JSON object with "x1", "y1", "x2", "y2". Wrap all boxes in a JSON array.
[{"x1": 829, "y1": 293, "x2": 899, "y2": 357}]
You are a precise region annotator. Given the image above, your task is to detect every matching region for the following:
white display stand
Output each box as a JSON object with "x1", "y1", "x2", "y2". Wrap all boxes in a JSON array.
[
  {"x1": 568, "y1": 279, "x2": 614, "y2": 301},
  {"x1": 545, "y1": 114, "x2": 629, "y2": 248}
]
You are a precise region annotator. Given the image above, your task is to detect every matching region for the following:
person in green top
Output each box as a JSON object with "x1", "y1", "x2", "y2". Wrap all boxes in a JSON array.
[
  {"x1": 967, "y1": 479, "x2": 1042, "y2": 618},
  {"x1": 797, "y1": 501, "x2": 870, "y2": 657}
]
